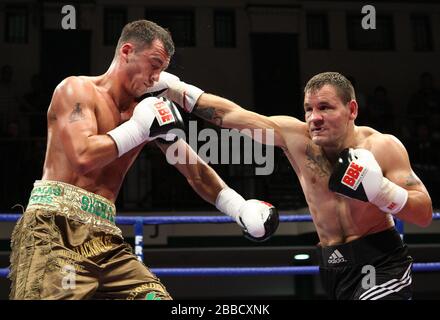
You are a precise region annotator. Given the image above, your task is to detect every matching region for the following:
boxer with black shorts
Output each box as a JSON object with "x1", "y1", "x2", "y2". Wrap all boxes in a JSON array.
[{"x1": 147, "y1": 71, "x2": 433, "y2": 300}]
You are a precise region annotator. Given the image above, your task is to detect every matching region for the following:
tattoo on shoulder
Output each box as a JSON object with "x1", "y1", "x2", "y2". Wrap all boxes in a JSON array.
[
  {"x1": 405, "y1": 172, "x2": 421, "y2": 186},
  {"x1": 193, "y1": 105, "x2": 224, "y2": 126},
  {"x1": 305, "y1": 143, "x2": 331, "y2": 177},
  {"x1": 68, "y1": 103, "x2": 85, "y2": 123}
]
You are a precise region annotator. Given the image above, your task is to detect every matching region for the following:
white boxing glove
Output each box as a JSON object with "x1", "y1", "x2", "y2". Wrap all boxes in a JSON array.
[
  {"x1": 329, "y1": 148, "x2": 408, "y2": 215},
  {"x1": 145, "y1": 71, "x2": 204, "y2": 112},
  {"x1": 215, "y1": 188, "x2": 279, "y2": 242}
]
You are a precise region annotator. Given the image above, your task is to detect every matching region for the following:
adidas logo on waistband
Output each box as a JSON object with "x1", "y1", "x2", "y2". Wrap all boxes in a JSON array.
[{"x1": 327, "y1": 249, "x2": 346, "y2": 264}]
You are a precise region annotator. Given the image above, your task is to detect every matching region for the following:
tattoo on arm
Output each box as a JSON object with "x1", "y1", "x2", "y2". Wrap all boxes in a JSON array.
[
  {"x1": 405, "y1": 172, "x2": 421, "y2": 186},
  {"x1": 68, "y1": 103, "x2": 85, "y2": 123},
  {"x1": 193, "y1": 105, "x2": 224, "y2": 127}
]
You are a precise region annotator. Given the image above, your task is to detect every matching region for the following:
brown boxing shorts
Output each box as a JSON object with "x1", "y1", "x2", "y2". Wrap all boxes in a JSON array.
[{"x1": 9, "y1": 180, "x2": 172, "y2": 300}]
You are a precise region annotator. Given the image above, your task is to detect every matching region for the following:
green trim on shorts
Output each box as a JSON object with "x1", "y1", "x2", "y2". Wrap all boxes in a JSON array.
[{"x1": 27, "y1": 180, "x2": 116, "y2": 224}]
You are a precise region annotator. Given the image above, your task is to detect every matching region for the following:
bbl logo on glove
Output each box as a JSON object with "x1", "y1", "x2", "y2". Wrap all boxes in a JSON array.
[
  {"x1": 341, "y1": 161, "x2": 367, "y2": 190},
  {"x1": 152, "y1": 100, "x2": 175, "y2": 126},
  {"x1": 329, "y1": 148, "x2": 409, "y2": 214}
]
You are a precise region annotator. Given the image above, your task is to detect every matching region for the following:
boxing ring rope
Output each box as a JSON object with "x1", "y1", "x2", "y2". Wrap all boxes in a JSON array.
[{"x1": 0, "y1": 212, "x2": 440, "y2": 278}]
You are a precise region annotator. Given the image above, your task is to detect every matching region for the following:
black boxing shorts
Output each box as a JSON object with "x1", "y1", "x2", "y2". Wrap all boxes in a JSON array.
[
  {"x1": 317, "y1": 227, "x2": 413, "y2": 300},
  {"x1": 9, "y1": 180, "x2": 172, "y2": 300}
]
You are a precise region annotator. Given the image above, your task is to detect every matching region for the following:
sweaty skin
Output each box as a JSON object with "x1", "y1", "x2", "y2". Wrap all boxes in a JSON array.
[
  {"x1": 43, "y1": 39, "x2": 224, "y2": 205},
  {"x1": 191, "y1": 85, "x2": 432, "y2": 246}
]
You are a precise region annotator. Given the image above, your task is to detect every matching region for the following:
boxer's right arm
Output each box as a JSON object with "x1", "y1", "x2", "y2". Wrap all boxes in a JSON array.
[
  {"x1": 55, "y1": 77, "x2": 120, "y2": 175},
  {"x1": 56, "y1": 77, "x2": 182, "y2": 175}
]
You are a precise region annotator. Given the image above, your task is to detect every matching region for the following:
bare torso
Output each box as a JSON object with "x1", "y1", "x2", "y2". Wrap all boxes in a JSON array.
[
  {"x1": 42, "y1": 76, "x2": 143, "y2": 202},
  {"x1": 282, "y1": 124, "x2": 394, "y2": 246}
]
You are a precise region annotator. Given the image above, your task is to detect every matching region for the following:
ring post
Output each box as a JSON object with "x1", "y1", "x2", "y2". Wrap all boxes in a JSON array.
[
  {"x1": 395, "y1": 219, "x2": 404, "y2": 240},
  {"x1": 134, "y1": 219, "x2": 144, "y2": 262}
]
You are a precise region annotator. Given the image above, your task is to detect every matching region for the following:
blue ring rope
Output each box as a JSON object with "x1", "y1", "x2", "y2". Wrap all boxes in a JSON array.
[
  {"x1": 1, "y1": 263, "x2": 440, "y2": 278},
  {"x1": 1, "y1": 212, "x2": 439, "y2": 278},
  {"x1": 0, "y1": 212, "x2": 439, "y2": 224}
]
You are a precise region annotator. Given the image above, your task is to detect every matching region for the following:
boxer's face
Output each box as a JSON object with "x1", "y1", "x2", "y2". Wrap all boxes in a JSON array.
[
  {"x1": 123, "y1": 39, "x2": 170, "y2": 97},
  {"x1": 304, "y1": 84, "x2": 357, "y2": 147}
]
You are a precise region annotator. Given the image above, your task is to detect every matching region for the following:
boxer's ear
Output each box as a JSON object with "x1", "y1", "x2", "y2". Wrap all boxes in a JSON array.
[
  {"x1": 120, "y1": 43, "x2": 135, "y2": 62},
  {"x1": 348, "y1": 100, "x2": 358, "y2": 120}
]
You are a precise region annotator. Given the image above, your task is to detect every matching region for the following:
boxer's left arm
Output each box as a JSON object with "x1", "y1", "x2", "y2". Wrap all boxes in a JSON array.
[
  {"x1": 155, "y1": 139, "x2": 279, "y2": 241},
  {"x1": 145, "y1": 71, "x2": 307, "y2": 149},
  {"x1": 328, "y1": 135, "x2": 432, "y2": 227},
  {"x1": 376, "y1": 135, "x2": 433, "y2": 227},
  {"x1": 155, "y1": 138, "x2": 225, "y2": 204}
]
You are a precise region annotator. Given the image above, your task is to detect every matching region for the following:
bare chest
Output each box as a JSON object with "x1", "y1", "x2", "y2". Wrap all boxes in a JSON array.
[
  {"x1": 94, "y1": 96, "x2": 123, "y2": 134},
  {"x1": 294, "y1": 142, "x2": 333, "y2": 198},
  {"x1": 94, "y1": 95, "x2": 140, "y2": 173},
  {"x1": 284, "y1": 141, "x2": 391, "y2": 243},
  {"x1": 293, "y1": 142, "x2": 369, "y2": 214}
]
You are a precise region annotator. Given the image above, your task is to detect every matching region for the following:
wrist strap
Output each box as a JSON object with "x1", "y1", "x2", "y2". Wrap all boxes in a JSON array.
[
  {"x1": 107, "y1": 120, "x2": 145, "y2": 157},
  {"x1": 182, "y1": 83, "x2": 204, "y2": 112},
  {"x1": 166, "y1": 81, "x2": 203, "y2": 113},
  {"x1": 215, "y1": 187, "x2": 246, "y2": 221},
  {"x1": 373, "y1": 178, "x2": 409, "y2": 215}
]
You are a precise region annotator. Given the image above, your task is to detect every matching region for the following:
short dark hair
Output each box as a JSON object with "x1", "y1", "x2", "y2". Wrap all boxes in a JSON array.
[
  {"x1": 116, "y1": 20, "x2": 175, "y2": 57},
  {"x1": 304, "y1": 72, "x2": 356, "y2": 104}
]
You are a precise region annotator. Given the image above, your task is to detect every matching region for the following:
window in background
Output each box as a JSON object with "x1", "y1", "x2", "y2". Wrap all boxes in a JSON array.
[
  {"x1": 306, "y1": 13, "x2": 329, "y2": 49},
  {"x1": 5, "y1": 5, "x2": 28, "y2": 44},
  {"x1": 103, "y1": 7, "x2": 127, "y2": 46},
  {"x1": 411, "y1": 14, "x2": 433, "y2": 51},
  {"x1": 347, "y1": 14, "x2": 394, "y2": 50},
  {"x1": 214, "y1": 10, "x2": 236, "y2": 48},
  {"x1": 145, "y1": 9, "x2": 195, "y2": 47}
]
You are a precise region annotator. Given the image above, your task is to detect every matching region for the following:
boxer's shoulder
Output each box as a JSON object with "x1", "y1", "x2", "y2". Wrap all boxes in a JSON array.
[
  {"x1": 354, "y1": 126, "x2": 384, "y2": 149},
  {"x1": 54, "y1": 76, "x2": 97, "y2": 97},
  {"x1": 359, "y1": 129, "x2": 403, "y2": 150},
  {"x1": 355, "y1": 129, "x2": 408, "y2": 171},
  {"x1": 47, "y1": 76, "x2": 98, "y2": 120},
  {"x1": 52, "y1": 76, "x2": 97, "y2": 105},
  {"x1": 356, "y1": 125, "x2": 381, "y2": 139}
]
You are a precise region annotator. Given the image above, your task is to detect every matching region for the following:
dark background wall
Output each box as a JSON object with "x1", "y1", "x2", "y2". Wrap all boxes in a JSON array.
[{"x1": 0, "y1": 0, "x2": 439, "y2": 299}]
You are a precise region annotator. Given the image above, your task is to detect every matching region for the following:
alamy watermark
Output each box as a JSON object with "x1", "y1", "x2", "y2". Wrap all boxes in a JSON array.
[
  {"x1": 361, "y1": 264, "x2": 376, "y2": 290},
  {"x1": 60, "y1": 4, "x2": 376, "y2": 32},
  {"x1": 61, "y1": 5, "x2": 76, "y2": 30},
  {"x1": 61, "y1": 264, "x2": 76, "y2": 290},
  {"x1": 361, "y1": 5, "x2": 376, "y2": 30},
  {"x1": 165, "y1": 120, "x2": 275, "y2": 176}
]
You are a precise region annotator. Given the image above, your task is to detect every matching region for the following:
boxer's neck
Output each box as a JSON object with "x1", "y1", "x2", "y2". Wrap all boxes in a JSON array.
[
  {"x1": 99, "y1": 60, "x2": 134, "y2": 112},
  {"x1": 322, "y1": 124, "x2": 359, "y2": 164}
]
